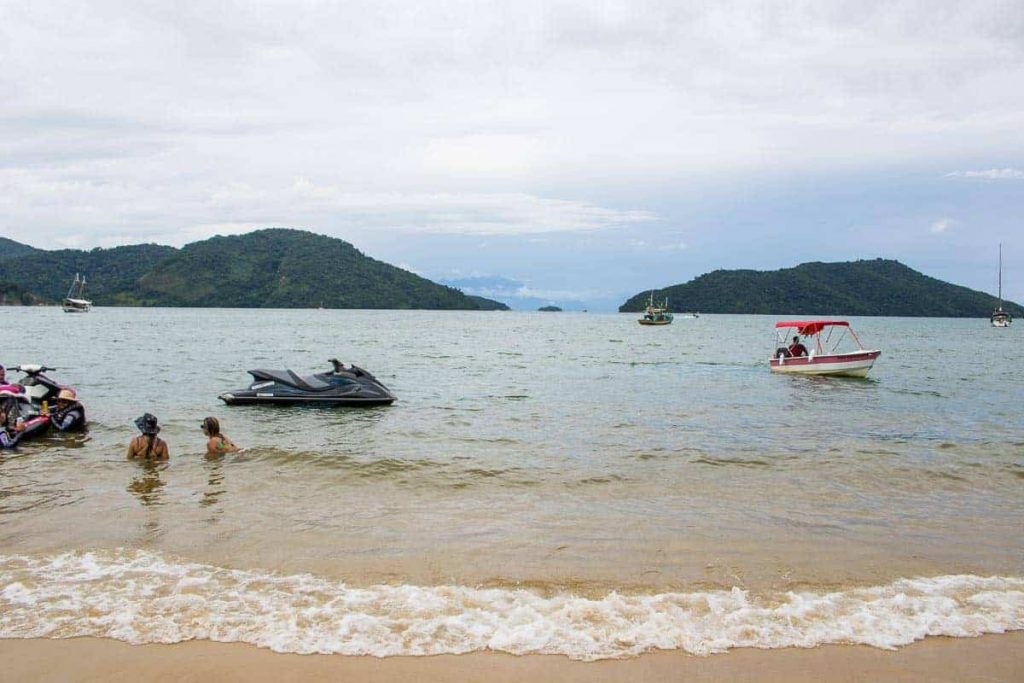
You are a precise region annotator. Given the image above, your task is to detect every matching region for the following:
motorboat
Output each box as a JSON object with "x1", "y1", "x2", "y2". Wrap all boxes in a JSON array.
[
  {"x1": 770, "y1": 320, "x2": 880, "y2": 377},
  {"x1": 62, "y1": 273, "x2": 92, "y2": 313},
  {"x1": 991, "y1": 243, "x2": 1012, "y2": 327},
  {"x1": 219, "y1": 359, "x2": 396, "y2": 406},
  {"x1": 638, "y1": 292, "x2": 673, "y2": 325}
]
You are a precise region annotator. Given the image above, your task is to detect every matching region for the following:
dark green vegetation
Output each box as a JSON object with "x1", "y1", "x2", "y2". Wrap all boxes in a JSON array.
[
  {"x1": 620, "y1": 259, "x2": 1024, "y2": 318},
  {"x1": 466, "y1": 295, "x2": 509, "y2": 311},
  {"x1": 0, "y1": 244, "x2": 178, "y2": 305},
  {"x1": 0, "y1": 281, "x2": 52, "y2": 306},
  {"x1": 0, "y1": 237, "x2": 42, "y2": 260},
  {"x1": 0, "y1": 229, "x2": 508, "y2": 310},
  {"x1": 538, "y1": 305, "x2": 563, "y2": 312}
]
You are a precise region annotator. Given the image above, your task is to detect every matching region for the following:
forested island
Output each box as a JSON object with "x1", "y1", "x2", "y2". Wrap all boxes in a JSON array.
[
  {"x1": 620, "y1": 259, "x2": 1023, "y2": 318},
  {"x1": 0, "y1": 229, "x2": 508, "y2": 310}
]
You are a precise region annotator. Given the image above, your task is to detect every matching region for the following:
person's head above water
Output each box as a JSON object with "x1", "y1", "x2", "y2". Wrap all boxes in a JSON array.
[
  {"x1": 135, "y1": 413, "x2": 160, "y2": 435},
  {"x1": 201, "y1": 416, "x2": 221, "y2": 436},
  {"x1": 57, "y1": 388, "x2": 77, "y2": 405}
]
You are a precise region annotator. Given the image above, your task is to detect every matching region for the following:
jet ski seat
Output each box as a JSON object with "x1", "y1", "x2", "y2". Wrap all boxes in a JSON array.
[
  {"x1": 249, "y1": 369, "x2": 333, "y2": 392},
  {"x1": 292, "y1": 371, "x2": 332, "y2": 391}
]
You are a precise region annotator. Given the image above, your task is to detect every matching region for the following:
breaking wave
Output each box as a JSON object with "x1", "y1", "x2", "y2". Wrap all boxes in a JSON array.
[{"x1": 1, "y1": 550, "x2": 1022, "y2": 660}]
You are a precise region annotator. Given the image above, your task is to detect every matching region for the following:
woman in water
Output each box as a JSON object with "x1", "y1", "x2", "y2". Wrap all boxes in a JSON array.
[
  {"x1": 201, "y1": 416, "x2": 239, "y2": 457},
  {"x1": 128, "y1": 413, "x2": 169, "y2": 461}
]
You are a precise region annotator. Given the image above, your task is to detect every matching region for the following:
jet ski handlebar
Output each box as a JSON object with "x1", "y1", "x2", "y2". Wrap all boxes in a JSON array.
[{"x1": 13, "y1": 365, "x2": 57, "y2": 374}]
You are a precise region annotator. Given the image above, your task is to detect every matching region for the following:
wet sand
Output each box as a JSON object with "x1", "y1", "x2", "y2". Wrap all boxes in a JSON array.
[{"x1": 2, "y1": 634, "x2": 1022, "y2": 683}]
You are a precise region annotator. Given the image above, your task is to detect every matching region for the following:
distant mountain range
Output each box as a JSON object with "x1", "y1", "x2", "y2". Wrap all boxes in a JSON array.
[
  {"x1": 438, "y1": 275, "x2": 590, "y2": 311},
  {"x1": 0, "y1": 229, "x2": 508, "y2": 310},
  {"x1": 620, "y1": 259, "x2": 1023, "y2": 318}
]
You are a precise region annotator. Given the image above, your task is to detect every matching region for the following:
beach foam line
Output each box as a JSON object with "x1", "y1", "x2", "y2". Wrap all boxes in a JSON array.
[{"x1": 1, "y1": 550, "x2": 1022, "y2": 660}]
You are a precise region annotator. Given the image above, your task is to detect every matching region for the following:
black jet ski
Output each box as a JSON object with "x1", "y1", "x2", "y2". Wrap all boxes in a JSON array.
[{"x1": 219, "y1": 359, "x2": 396, "y2": 406}]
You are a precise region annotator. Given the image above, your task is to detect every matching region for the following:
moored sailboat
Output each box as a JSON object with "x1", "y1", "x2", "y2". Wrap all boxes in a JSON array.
[
  {"x1": 990, "y1": 243, "x2": 1012, "y2": 327},
  {"x1": 62, "y1": 273, "x2": 92, "y2": 313}
]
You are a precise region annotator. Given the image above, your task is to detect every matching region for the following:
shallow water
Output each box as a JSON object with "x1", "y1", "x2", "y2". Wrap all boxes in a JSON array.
[{"x1": 1, "y1": 308, "x2": 1022, "y2": 657}]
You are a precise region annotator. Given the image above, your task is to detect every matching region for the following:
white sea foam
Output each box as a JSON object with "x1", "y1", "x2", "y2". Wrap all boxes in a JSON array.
[{"x1": 1, "y1": 550, "x2": 1022, "y2": 660}]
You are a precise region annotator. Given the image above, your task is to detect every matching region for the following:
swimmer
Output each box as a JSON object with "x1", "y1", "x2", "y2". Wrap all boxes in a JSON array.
[
  {"x1": 201, "y1": 416, "x2": 239, "y2": 457},
  {"x1": 128, "y1": 413, "x2": 169, "y2": 461}
]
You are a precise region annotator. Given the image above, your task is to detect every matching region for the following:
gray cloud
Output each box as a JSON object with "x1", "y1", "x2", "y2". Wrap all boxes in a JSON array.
[{"x1": 1, "y1": 0, "x2": 1023, "y2": 270}]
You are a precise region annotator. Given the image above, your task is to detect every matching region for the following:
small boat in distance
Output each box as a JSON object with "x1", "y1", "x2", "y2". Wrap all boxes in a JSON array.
[
  {"x1": 638, "y1": 292, "x2": 673, "y2": 325},
  {"x1": 770, "y1": 320, "x2": 880, "y2": 377},
  {"x1": 62, "y1": 273, "x2": 92, "y2": 313},
  {"x1": 991, "y1": 243, "x2": 1012, "y2": 327}
]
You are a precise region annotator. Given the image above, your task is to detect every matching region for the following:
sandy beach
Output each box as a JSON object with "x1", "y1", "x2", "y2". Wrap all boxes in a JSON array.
[{"x1": 2, "y1": 634, "x2": 1023, "y2": 683}]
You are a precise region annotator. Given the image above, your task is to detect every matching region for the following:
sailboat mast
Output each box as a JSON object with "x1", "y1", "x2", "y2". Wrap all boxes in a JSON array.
[{"x1": 998, "y1": 243, "x2": 1003, "y2": 306}]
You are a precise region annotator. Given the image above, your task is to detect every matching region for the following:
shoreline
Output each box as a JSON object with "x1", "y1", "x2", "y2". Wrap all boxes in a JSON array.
[{"x1": 1, "y1": 634, "x2": 1022, "y2": 683}]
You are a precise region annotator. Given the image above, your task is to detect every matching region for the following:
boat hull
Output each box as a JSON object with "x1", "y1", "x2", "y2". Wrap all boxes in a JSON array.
[
  {"x1": 219, "y1": 393, "x2": 395, "y2": 406},
  {"x1": 637, "y1": 318, "x2": 672, "y2": 325},
  {"x1": 769, "y1": 350, "x2": 881, "y2": 377},
  {"x1": 991, "y1": 315, "x2": 1012, "y2": 328},
  {"x1": 62, "y1": 297, "x2": 92, "y2": 313},
  {"x1": 218, "y1": 365, "x2": 396, "y2": 407}
]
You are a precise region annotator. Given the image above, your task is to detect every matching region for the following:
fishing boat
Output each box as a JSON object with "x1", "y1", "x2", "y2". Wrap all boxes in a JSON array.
[
  {"x1": 637, "y1": 292, "x2": 673, "y2": 325},
  {"x1": 62, "y1": 273, "x2": 92, "y2": 313},
  {"x1": 990, "y1": 243, "x2": 1012, "y2": 327},
  {"x1": 770, "y1": 320, "x2": 880, "y2": 377}
]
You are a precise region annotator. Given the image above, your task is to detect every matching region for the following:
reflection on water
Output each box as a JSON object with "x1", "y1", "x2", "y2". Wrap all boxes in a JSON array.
[
  {"x1": 127, "y1": 462, "x2": 166, "y2": 507},
  {"x1": 200, "y1": 459, "x2": 224, "y2": 512}
]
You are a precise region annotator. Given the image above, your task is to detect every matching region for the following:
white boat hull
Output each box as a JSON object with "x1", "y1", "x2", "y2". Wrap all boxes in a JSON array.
[
  {"x1": 770, "y1": 350, "x2": 880, "y2": 377},
  {"x1": 62, "y1": 298, "x2": 92, "y2": 313}
]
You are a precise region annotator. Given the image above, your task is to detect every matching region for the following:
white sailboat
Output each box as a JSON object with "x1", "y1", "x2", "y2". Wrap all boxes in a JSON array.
[
  {"x1": 62, "y1": 273, "x2": 92, "y2": 313},
  {"x1": 990, "y1": 244, "x2": 1012, "y2": 327}
]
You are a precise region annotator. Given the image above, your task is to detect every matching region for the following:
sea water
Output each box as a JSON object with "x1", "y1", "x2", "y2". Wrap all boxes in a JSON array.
[{"x1": 0, "y1": 308, "x2": 1022, "y2": 658}]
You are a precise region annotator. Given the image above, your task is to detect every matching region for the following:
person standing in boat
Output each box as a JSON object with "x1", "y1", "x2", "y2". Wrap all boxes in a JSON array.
[
  {"x1": 788, "y1": 336, "x2": 808, "y2": 357},
  {"x1": 128, "y1": 413, "x2": 169, "y2": 461}
]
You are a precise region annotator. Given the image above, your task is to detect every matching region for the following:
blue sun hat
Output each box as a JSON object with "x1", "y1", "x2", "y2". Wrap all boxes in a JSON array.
[{"x1": 134, "y1": 413, "x2": 160, "y2": 435}]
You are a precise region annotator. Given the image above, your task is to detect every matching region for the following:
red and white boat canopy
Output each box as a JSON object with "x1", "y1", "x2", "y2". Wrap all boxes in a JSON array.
[{"x1": 775, "y1": 320, "x2": 849, "y2": 336}]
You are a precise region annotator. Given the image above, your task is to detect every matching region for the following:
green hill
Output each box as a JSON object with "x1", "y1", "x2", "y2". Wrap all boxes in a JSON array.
[
  {"x1": 0, "y1": 244, "x2": 177, "y2": 305},
  {"x1": 136, "y1": 229, "x2": 504, "y2": 309},
  {"x1": 466, "y1": 295, "x2": 510, "y2": 311},
  {"x1": 0, "y1": 237, "x2": 42, "y2": 261},
  {"x1": 619, "y1": 259, "x2": 1024, "y2": 318},
  {"x1": 0, "y1": 229, "x2": 508, "y2": 310}
]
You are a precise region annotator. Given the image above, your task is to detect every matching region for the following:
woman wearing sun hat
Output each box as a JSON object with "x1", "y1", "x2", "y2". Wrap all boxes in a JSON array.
[
  {"x1": 48, "y1": 387, "x2": 86, "y2": 432},
  {"x1": 127, "y1": 413, "x2": 169, "y2": 461}
]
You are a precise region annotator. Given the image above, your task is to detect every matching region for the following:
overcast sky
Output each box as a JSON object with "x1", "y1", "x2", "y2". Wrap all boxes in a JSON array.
[{"x1": 2, "y1": 0, "x2": 1023, "y2": 309}]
